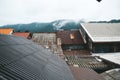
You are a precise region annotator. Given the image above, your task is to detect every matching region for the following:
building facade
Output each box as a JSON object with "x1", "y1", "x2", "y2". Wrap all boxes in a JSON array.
[{"x1": 80, "y1": 23, "x2": 120, "y2": 53}]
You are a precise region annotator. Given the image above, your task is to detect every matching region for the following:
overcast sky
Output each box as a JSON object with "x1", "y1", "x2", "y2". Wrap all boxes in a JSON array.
[{"x1": 0, "y1": 0, "x2": 120, "y2": 26}]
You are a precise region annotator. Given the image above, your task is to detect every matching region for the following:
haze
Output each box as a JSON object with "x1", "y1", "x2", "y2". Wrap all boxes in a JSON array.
[{"x1": 0, "y1": 0, "x2": 120, "y2": 26}]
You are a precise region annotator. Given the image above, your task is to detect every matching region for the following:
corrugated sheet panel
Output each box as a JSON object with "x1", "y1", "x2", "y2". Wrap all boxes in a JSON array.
[
  {"x1": 0, "y1": 28, "x2": 13, "y2": 35},
  {"x1": 0, "y1": 35, "x2": 74, "y2": 80},
  {"x1": 56, "y1": 30, "x2": 84, "y2": 44},
  {"x1": 94, "y1": 53, "x2": 120, "y2": 65},
  {"x1": 101, "y1": 68, "x2": 120, "y2": 80},
  {"x1": 81, "y1": 23, "x2": 120, "y2": 42},
  {"x1": 13, "y1": 32, "x2": 30, "y2": 38},
  {"x1": 63, "y1": 50, "x2": 90, "y2": 55},
  {"x1": 70, "y1": 67, "x2": 105, "y2": 80},
  {"x1": 65, "y1": 54, "x2": 109, "y2": 71}
]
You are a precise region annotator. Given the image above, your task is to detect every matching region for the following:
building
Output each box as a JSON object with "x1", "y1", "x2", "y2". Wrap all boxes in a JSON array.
[
  {"x1": 94, "y1": 53, "x2": 120, "y2": 66},
  {"x1": 56, "y1": 30, "x2": 85, "y2": 50},
  {"x1": 0, "y1": 34, "x2": 74, "y2": 80},
  {"x1": 0, "y1": 28, "x2": 14, "y2": 35},
  {"x1": 13, "y1": 32, "x2": 31, "y2": 39},
  {"x1": 101, "y1": 68, "x2": 120, "y2": 80},
  {"x1": 70, "y1": 67, "x2": 105, "y2": 80},
  {"x1": 80, "y1": 23, "x2": 120, "y2": 53},
  {"x1": 32, "y1": 33, "x2": 64, "y2": 58}
]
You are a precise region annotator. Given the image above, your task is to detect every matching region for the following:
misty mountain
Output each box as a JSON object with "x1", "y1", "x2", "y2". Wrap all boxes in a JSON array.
[
  {"x1": 0, "y1": 20, "x2": 81, "y2": 33},
  {"x1": 89, "y1": 19, "x2": 120, "y2": 23}
]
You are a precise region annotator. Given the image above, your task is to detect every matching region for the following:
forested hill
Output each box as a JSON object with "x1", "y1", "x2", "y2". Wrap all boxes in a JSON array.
[
  {"x1": 89, "y1": 19, "x2": 120, "y2": 23},
  {"x1": 0, "y1": 20, "x2": 81, "y2": 33}
]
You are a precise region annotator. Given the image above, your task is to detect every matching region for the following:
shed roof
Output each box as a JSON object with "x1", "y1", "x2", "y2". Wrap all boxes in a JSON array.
[
  {"x1": 0, "y1": 28, "x2": 13, "y2": 35},
  {"x1": 0, "y1": 35, "x2": 74, "y2": 80},
  {"x1": 93, "y1": 53, "x2": 120, "y2": 65},
  {"x1": 13, "y1": 32, "x2": 30, "y2": 38},
  {"x1": 81, "y1": 23, "x2": 120, "y2": 42},
  {"x1": 70, "y1": 67, "x2": 105, "y2": 80},
  {"x1": 56, "y1": 30, "x2": 84, "y2": 44},
  {"x1": 101, "y1": 68, "x2": 120, "y2": 80}
]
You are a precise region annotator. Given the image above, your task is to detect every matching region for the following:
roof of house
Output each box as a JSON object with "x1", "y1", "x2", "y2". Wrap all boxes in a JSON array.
[
  {"x1": 65, "y1": 54, "x2": 108, "y2": 71},
  {"x1": 13, "y1": 32, "x2": 30, "y2": 38},
  {"x1": 0, "y1": 28, "x2": 13, "y2": 35},
  {"x1": 0, "y1": 35, "x2": 74, "y2": 80},
  {"x1": 81, "y1": 23, "x2": 120, "y2": 42},
  {"x1": 32, "y1": 33, "x2": 56, "y2": 45},
  {"x1": 70, "y1": 67, "x2": 105, "y2": 80},
  {"x1": 101, "y1": 68, "x2": 120, "y2": 80},
  {"x1": 56, "y1": 30, "x2": 84, "y2": 44},
  {"x1": 63, "y1": 50, "x2": 90, "y2": 55},
  {"x1": 93, "y1": 52, "x2": 120, "y2": 65}
]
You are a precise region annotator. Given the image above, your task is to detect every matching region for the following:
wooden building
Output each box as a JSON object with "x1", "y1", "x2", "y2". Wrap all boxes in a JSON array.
[
  {"x1": 56, "y1": 30, "x2": 85, "y2": 50},
  {"x1": 80, "y1": 23, "x2": 120, "y2": 53},
  {"x1": 32, "y1": 33, "x2": 64, "y2": 58}
]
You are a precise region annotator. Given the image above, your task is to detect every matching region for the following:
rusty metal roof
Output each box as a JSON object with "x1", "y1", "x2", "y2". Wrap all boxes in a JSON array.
[
  {"x1": 56, "y1": 30, "x2": 84, "y2": 44},
  {"x1": 13, "y1": 32, "x2": 30, "y2": 38},
  {"x1": 81, "y1": 23, "x2": 120, "y2": 42},
  {"x1": 63, "y1": 50, "x2": 91, "y2": 55},
  {"x1": 70, "y1": 67, "x2": 105, "y2": 80}
]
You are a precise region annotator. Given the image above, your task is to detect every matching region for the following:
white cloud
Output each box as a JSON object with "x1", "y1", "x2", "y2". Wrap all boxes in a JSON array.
[{"x1": 0, "y1": 0, "x2": 120, "y2": 25}]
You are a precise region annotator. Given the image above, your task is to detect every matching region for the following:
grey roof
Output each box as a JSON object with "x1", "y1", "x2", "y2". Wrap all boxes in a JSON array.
[
  {"x1": 93, "y1": 53, "x2": 120, "y2": 65},
  {"x1": 0, "y1": 35, "x2": 74, "y2": 80},
  {"x1": 101, "y1": 68, "x2": 120, "y2": 80},
  {"x1": 81, "y1": 23, "x2": 120, "y2": 42}
]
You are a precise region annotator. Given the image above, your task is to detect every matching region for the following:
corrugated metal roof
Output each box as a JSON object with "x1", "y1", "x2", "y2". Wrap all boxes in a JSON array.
[
  {"x1": 0, "y1": 28, "x2": 13, "y2": 35},
  {"x1": 0, "y1": 35, "x2": 74, "y2": 80},
  {"x1": 63, "y1": 50, "x2": 91, "y2": 55},
  {"x1": 32, "y1": 33, "x2": 65, "y2": 58},
  {"x1": 32, "y1": 33, "x2": 56, "y2": 45},
  {"x1": 81, "y1": 23, "x2": 120, "y2": 42},
  {"x1": 101, "y1": 68, "x2": 120, "y2": 80},
  {"x1": 13, "y1": 32, "x2": 30, "y2": 38},
  {"x1": 65, "y1": 54, "x2": 109, "y2": 71},
  {"x1": 93, "y1": 53, "x2": 120, "y2": 65},
  {"x1": 56, "y1": 30, "x2": 84, "y2": 44},
  {"x1": 70, "y1": 67, "x2": 105, "y2": 80}
]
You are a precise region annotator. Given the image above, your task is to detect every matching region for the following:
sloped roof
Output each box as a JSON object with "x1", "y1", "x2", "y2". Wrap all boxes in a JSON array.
[
  {"x1": 94, "y1": 53, "x2": 120, "y2": 65},
  {"x1": 0, "y1": 35, "x2": 74, "y2": 80},
  {"x1": 56, "y1": 30, "x2": 84, "y2": 44},
  {"x1": 0, "y1": 28, "x2": 13, "y2": 35},
  {"x1": 70, "y1": 67, "x2": 105, "y2": 80},
  {"x1": 13, "y1": 32, "x2": 30, "y2": 38},
  {"x1": 81, "y1": 23, "x2": 120, "y2": 42},
  {"x1": 101, "y1": 68, "x2": 120, "y2": 80}
]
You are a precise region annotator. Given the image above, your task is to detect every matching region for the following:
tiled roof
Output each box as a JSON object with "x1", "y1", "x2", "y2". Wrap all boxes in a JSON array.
[
  {"x1": 0, "y1": 35, "x2": 74, "y2": 80},
  {"x1": 0, "y1": 28, "x2": 13, "y2": 35},
  {"x1": 13, "y1": 32, "x2": 30, "y2": 38},
  {"x1": 56, "y1": 30, "x2": 84, "y2": 44}
]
